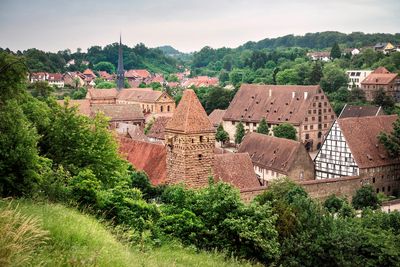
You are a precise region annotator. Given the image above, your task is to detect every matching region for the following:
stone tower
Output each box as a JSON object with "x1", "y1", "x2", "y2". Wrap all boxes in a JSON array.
[
  {"x1": 116, "y1": 34, "x2": 124, "y2": 90},
  {"x1": 165, "y1": 89, "x2": 216, "y2": 188}
]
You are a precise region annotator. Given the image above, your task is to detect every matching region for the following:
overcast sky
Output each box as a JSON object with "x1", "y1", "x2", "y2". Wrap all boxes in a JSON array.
[{"x1": 0, "y1": 0, "x2": 399, "y2": 53}]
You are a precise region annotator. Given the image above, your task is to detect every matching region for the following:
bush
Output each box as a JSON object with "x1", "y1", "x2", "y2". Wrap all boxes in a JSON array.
[
  {"x1": 324, "y1": 194, "x2": 345, "y2": 213},
  {"x1": 352, "y1": 185, "x2": 380, "y2": 210}
]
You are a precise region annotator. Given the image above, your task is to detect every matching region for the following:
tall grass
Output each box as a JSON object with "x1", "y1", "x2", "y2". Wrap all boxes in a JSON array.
[{"x1": 0, "y1": 202, "x2": 48, "y2": 267}]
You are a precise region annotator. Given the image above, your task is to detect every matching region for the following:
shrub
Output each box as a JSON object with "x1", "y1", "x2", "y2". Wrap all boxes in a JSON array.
[
  {"x1": 352, "y1": 185, "x2": 380, "y2": 210},
  {"x1": 324, "y1": 194, "x2": 345, "y2": 213}
]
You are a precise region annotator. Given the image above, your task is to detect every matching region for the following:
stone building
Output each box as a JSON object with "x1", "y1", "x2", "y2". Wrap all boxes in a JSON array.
[
  {"x1": 222, "y1": 84, "x2": 336, "y2": 151},
  {"x1": 117, "y1": 88, "x2": 175, "y2": 114},
  {"x1": 346, "y1": 70, "x2": 372, "y2": 90},
  {"x1": 238, "y1": 132, "x2": 315, "y2": 185},
  {"x1": 165, "y1": 89, "x2": 216, "y2": 188},
  {"x1": 360, "y1": 67, "x2": 400, "y2": 102},
  {"x1": 314, "y1": 115, "x2": 400, "y2": 195}
]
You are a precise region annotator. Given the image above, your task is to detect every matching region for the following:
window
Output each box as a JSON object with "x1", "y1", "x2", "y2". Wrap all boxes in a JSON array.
[
  {"x1": 167, "y1": 105, "x2": 170, "y2": 112},
  {"x1": 161, "y1": 106, "x2": 164, "y2": 112},
  {"x1": 376, "y1": 188, "x2": 380, "y2": 193},
  {"x1": 246, "y1": 122, "x2": 249, "y2": 126},
  {"x1": 382, "y1": 187, "x2": 385, "y2": 192},
  {"x1": 304, "y1": 125, "x2": 308, "y2": 130},
  {"x1": 305, "y1": 134, "x2": 310, "y2": 139},
  {"x1": 310, "y1": 125, "x2": 314, "y2": 130},
  {"x1": 200, "y1": 136, "x2": 203, "y2": 143},
  {"x1": 373, "y1": 177, "x2": 375, "y2": 183},
  {"x1": 232, "y1": 121, "x2": 235, "y2": 125},
  {"x1": 198, "y1": 154, "x2": 202, "y2": 160}
]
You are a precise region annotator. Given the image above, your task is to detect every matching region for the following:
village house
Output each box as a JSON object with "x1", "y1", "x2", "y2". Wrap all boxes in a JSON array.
[
  {"x1": 222, "y1": 84, "x2": 337, "y2": 151},
  {"x1": 182, "y1": 76, "x2": 219, "y2": 88},
  {"x1": 208, "y1": 109, "x2": 226, "y2": 128},
  {"x1": 314, "y1": 115, "x2": 400, "y2": 195},
  {"x1": 63, "y1": 72, "x2": 86, "y2": 87},
  {"x1": 238, "y1": 132, "x2": 315, "y2": 185},
  {"x1": 307, "y1": 51, "x2": 331, "y2": 61},
  {"x1": 360, "y1": 67, "x2": 400, "y2": 102},
  {"x1": 374, "y1": 42, "x2": 396, "y2": 54},
  {"x1": 47, "y1": 73, "x2": 64, "y2": 88},
  {"x1": 98, "y1": 71, "x2": 114, "y2": 81},
  {"x1": 146, "y1": 116, "x2": 171, "y2": 143},
  {"x1": 346, "y1": 70, "x2": 372, "y2": 90},
  {"x1": 30, "y1": 72, "x2": 48, "y2": 83},
  {"x1": 86, "y1": 88, "x2": 118, "y2": 104},
  {"x1": 125, "y1": 69, "x2": 152, "y2": 87},
  {"x1": 117, "y1": 87, "x2": 175, "y2": 114},
  {"x1": 82, "y1": 69, "x2": 97, "y2": 86}
]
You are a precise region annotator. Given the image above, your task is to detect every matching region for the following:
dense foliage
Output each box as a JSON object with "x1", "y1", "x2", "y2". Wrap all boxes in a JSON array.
[{"x1": 379, "y1": 114, "x2": 400, "y2": 158}]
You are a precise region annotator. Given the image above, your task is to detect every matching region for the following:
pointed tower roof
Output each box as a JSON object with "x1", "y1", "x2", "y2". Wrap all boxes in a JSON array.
[
  {"x1": 117, "y1": 34, "x2": 124, "y2": 90},
  {"x1": 166, "y1": 89, "x2": 214, "y2": 134}
]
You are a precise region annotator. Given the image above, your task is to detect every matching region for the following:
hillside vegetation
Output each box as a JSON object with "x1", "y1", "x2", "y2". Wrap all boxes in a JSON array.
[{"x1": 0, "y1": 199, "x2": 256, "y2": 267}]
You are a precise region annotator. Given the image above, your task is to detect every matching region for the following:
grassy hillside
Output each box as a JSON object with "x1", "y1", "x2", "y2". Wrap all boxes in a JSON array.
[{"x1": 0, "y1": 199, "x2": 257, "y2": 267}]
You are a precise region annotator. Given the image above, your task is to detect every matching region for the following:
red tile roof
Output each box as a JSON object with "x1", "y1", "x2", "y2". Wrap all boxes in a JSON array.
[
  {"x1": 91, "y1": 104, "x2": 144, "y2": 121},
  {"x1": 147, "y1": 116, "x2": 171, "y2": 140},
  {"x1": 213, "y1": 153, "x2": 260, "y2": 189},
  {"x1": 125, "y1": 69, "x2": 151, "y2": 79},
  {"x1": 361, "y1": 72, "x2": 398, "y2": 85},
  {"x1": 166, "y1": 89, "x2": 215, "y2": 134},
  {"x1": 87, "y1": 88, "x2": 118, "y2": 100},
  {"x1": 48, "y1": 73, "x2": 63, "y2": 81},
  {"x1": 238, "y1": 132, "x2": 307, "y2": 174},
  {"x1": 208, "y1": 109, "x2": 226, "y2": 127},
  {"x1": 337, "y1": 115, "x2": 399, "y2": 169},
  {"x1": 223, "y1": 84, "x2": 321, "y2": 124},
  {"x1": 372, "y1": 67, "x2": 390, "y2": 74},
  {"x1": 83, "y1": 69, "x2": 96, "y2": 77},
  {"x1": 118, "y1": 137, "x2": 167, "y2": 185},
  {"x1": 117, "y1": 88, "x2": 163, "y2": 102},
  {"x1": 56, "y1": 99, "x2": 91, "y2": 116},
  {"x1": 339, "y1": 104, "x2": 383, "y2": 118}
]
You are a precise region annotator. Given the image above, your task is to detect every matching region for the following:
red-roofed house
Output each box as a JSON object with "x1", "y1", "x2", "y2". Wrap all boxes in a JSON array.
[{"x1": 361, "y1": 67, "x2": 400, "y2": 101}]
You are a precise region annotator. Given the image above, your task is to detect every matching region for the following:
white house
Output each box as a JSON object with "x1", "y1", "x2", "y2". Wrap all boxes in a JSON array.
[{"x1": 346, "y1": 70, "x2": 372, "y2": 90}]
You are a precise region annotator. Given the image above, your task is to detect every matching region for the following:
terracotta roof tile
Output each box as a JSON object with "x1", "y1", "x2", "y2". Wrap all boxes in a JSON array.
[
  {"x1": 339, "y1": 104, "x2": 383, "y2": 118},
  {"x1": 361, "y1": 72, "x2": 398, "y2": 85},
  {"x1": 117, "y1": 88, "x2": 162, "y2": 102},
  {"x1": 147, "y1": 116, "x2": 171, "y2": 140},
  {"x1": 337, "y1": 115, "x2": 399, "y2": 169},
  {"x1": 208, "y1": 109, "x2": 226, "y2": 127},
  {"x1": 238, "y1": 132, "x2": 305, "y2": 174},
  {"x1": 223, "y1": 84, "x2": 321, "y2": 124},
  {"x1": 57, "y1": 99, "x2": 91, "y2": 116},
  {"x1": 87, "y1": 88, "x2": 118, "y2": 99},
  {"x1": 83, "y1": 69, "x2": 96, "y2": 77},
  {"x1": 213, "y1": 153, "x2": 260, "y2": 189},
  {"x1": 47, "y1": 73, "x2": 63, "y2": 81},
  {"x1": 91, "y1": 104, "x2": 144, "y2": 121},
  {"x1": 116, "y1": 123, "x2": 149, "y2": 142},
  {"x1": 118, "y1": 137, "x2": 166, "y2": 185},
  {"x1": 166, "y1": 89, "x2": 215, "y2": 134},
  {"x1": 373, "y1": 67, "x2": 390, "y2": 74},
  {"x1": 125, "y1": 69, "x2": 151, "y2": 79}
]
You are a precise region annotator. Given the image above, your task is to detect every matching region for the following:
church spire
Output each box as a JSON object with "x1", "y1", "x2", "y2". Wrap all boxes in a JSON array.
[{"x1": 116, "y1": 34, "x2": 124, "y2": 90}]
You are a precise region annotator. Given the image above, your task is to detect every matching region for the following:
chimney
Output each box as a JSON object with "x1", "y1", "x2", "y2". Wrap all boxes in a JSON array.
[
  {"x1": 304, "y1": 92, "x2": 308, "y2": 99},
  {"x1": 292, "y1": 92, "x2": 296, "y2": 99},
  {"x1": 269, "y1": 89, "x2": 272, "y2": 97}
]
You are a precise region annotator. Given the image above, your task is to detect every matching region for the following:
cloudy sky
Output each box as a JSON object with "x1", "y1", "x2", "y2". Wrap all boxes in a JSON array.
[{"x1": 0, "y1": 0, "x2": 399, "y2": 53}]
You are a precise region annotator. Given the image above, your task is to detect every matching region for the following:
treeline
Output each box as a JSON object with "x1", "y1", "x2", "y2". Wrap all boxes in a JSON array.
[
  {"x1": 0, "y1": 42, "x2": 179, "y2": 74},
  {"x1": 240, "y1": 31, "x2": 400, "y2": 50}
]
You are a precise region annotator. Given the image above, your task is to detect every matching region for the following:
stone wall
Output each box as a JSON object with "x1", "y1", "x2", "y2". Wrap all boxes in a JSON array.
[{"x1": 240, "y1": 175, "x2": 364, "y2": 202}]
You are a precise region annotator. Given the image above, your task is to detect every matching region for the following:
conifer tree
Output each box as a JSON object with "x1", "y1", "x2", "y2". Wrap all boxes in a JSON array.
[
  {"x1": 235, "y1": 122, "x2": 245, "y2": 144},
  {"x1": 330, "y1": 42, "x2": 341, "y2": 59},
  {"x1": 256, "y1": 118, "x2": 269, "y2": 135},
  {"x1": 216, "y1": 123, "x2": 229, "y2": 144}
]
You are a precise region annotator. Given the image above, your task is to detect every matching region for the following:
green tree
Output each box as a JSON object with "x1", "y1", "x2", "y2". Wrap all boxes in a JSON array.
[
  {"x1": 93, "y1": 61, "x2": 115, "y2": 74},
  {"x1": 323, "y1": 194, "x2": 345, "y2": 213},
  {"x1": 215, "y1": 123, "x2": 229, "y2": 144},
  {"x1": 330, "y1": 42, "x2": 341, "y2": 59},
  {"x1": 373, "y1": 88, "x2": 395, "y2": 114},
  {"x1": 0, "y1": 101, "x2": 41, "y2": 196},
  {"x1": 95, "y1": 81, "x2": 116, "y2": 89},
  {"x1": 256, "y1": 118, "x2": 269, "y2": 134},
  {"x1": 273, "y1": 123, "x2": 297, "y2": 140},
  {"x1": 276, "y1": 68, "x2": 300, "y2": 85},
  {"x1": 352, "y1": 185, "x2": 380, "y2": 210},
  {"x1": 320, "y1": 63, "x2": 348, "y2": 93},
  {"x1": 309, "y1": 61, "x2": 323, "y2": 85},
  {"x1": 378, "y1": 114, "x2": 400, "y2": 158},
  {"x1": 28, "y1": 81, "x2": 55, "y2": 99},
  {"x1": 235, "y1": 122, "x2": 245, "y2": 144}
]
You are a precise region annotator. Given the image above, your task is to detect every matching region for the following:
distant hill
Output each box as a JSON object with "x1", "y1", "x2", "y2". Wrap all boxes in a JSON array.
[
  {"x1": 239, "y1": 31, "x2": 400, "y2": 50},
  {"x1": 157, "y1": 45, "x2": 183, "y2": 56}
]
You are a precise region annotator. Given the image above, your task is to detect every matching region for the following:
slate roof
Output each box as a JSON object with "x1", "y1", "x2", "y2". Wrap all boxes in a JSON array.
[
  {"x1": 117, "y1": 88, "x2": 163, "y2": 102},
  {"x1": 223, "y1": 84, "x2": 321, "y2": 124},
  {"x1": 87, "y1": 88, "x2": 118, "y2": 100},
  {"x1": 147, "y1": 116, "x2": 171, "y2": 140},
  {"x1": 91, "y1": 104, "x2": 144, "y2": 121},
  {"x1": 238, "y1": 132, "x2": 306, "y2": 174},
  {"x1": 337, "y1": 115, "x2": 399, "y2": 169},
  {"x1": 339, "y1": 104, "x2": 383, "y2": 119},
  {"x1": 118, "y1": 137, "x2": 166, "y2": 185},
  {"x1": 166, "y1": 89, "x2": 215, "y2": 134},
  {"x1": 208, "y1": 109, "x2": 226, "y2": 127},
  {"x1": 213, "y1": 153, "x2": 261, "y2": 189}
]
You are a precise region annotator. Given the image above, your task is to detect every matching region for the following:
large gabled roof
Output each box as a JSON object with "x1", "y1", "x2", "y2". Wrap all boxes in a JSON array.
[
  {"x1": 223, "y1": 84, "x2": 321, "y2": 124},
  {"x1": 238, "y1": 132, "x2": 307, "y2": 174},
  {"x1": 338, "y1": 115, "x2": 399, "y2": 169},
  {"x1": 117, "y1": 88, "x2": 163, "y2": 102},
  {"x1": 91, "y1": 104, "x2": 144, "y2": 121},
  {"x1": 166, "y1": 89, "x2": 214, "y2": 134},
  {"x1": 339, "y1": 104, "x2": 383, "y2": 119},
  {"x1": 208, "y1": 109, "x2": 226, "y2": 127},
  {"x1": 87, "y1": 88, "x2": 118, "y2": 100}
]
